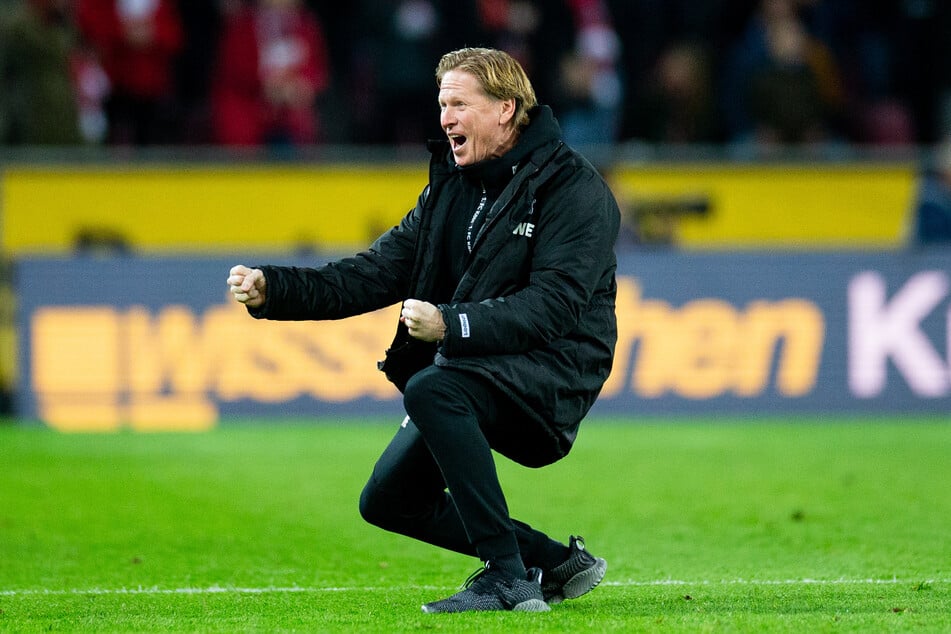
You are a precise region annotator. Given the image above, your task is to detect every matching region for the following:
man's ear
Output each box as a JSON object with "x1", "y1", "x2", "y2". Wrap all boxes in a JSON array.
[{"x1": 499, "y1": 98, "x2": 516, "y2": 125}]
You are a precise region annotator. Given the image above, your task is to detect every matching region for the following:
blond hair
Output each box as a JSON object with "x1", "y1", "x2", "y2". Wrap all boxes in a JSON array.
[{"x1": 436, "y1": 48, "x2": 538, "y2": 128}]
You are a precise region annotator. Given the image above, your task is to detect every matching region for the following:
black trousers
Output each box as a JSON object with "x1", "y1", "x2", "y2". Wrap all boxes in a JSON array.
[{"x1": 359, "y1": 365, "x2": 560, "y2": 566}]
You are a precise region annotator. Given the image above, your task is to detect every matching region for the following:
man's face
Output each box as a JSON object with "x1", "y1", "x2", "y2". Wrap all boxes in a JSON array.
[{"x1": 438, "y1": 70, "x2": 517, "y2": 167}]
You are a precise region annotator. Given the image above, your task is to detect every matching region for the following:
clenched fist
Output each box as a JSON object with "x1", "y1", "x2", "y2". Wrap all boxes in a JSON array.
[
  {"x1": 401, "y1": 298, "x2": 446, "y2": 342},
  {"x1": 227, "y1": 265, "x2": 267, "y2": 309}
]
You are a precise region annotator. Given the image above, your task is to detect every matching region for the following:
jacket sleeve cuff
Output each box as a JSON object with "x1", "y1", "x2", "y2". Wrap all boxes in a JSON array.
[
  {"x1": 246, "y1": 266, "x2": 273, "y2": 319},
  {"x1": 438, "y1": 304, "x2": 457, "y2": 355}
]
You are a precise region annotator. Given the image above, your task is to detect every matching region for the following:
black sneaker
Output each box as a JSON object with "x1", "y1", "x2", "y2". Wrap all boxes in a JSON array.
[
  {"x1": 421, "y1": 563, "x2": 550, "y2": 613},
  {"x1": 541, "y1": 535, "x2": 607, "y2": 604}
]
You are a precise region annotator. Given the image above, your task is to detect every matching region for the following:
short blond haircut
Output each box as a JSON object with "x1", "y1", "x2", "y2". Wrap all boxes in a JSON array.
[{"x1": 436, "y1": 48, "x2": 538, "y2": 129}]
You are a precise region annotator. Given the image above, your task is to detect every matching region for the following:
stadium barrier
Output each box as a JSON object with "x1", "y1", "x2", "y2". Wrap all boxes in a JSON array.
[
  {"x1": 0, "y1": 151, "x2": 936, "y2": 425},
  {"x1": 16, "y1": 251, "x2": 951, "y2": 431}
]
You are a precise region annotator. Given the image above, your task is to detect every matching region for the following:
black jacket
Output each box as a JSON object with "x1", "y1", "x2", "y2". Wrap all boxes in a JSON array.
[{"x1": 251, "y1": 106, "x2": 620, "y2": 465}]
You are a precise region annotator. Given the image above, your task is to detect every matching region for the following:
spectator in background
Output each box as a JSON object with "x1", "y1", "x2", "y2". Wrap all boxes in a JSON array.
[
  {"x1": 720, "y1": 0, "x2": 845, "y2": 153},
  {"x1": 607, "y1": 0, "x2": 733, "y2": 143},
  {"x1": 625, "y1": 41, "x2": 722, "y2": 144},
  {"x1": 793, "y1": 0, "x2": 913, "y2": 145},
  {"x1": 552, "y1": 0, "x2": 623, "y2": 146},
  {"x1": 0, "y1": 0, "x2": 83, "y2": 144},
  {"x1": 76, "y1": 0, "x2": 183, "y2": 145},
  {"x1": 211, "y1": 0, "x2": 330, "y2": 147},
  {"x1": 914, "y1": 138, "x2": 951, "y2": 245},
  {"x1": 471, "y1": 0, "x2": 575, "y2": 108},
  {"x1": 173, "y1": 0, "x2": 222, "y2": 144},
  {"x1": 299, "y1": 1, "x2": 360, "y2": 143},
  {"x1": 349, "y1": 0, "x2": 480, "y2": 145},
  {"x1": 70, "y1": 38, "x2": 112, "y2": 144}
]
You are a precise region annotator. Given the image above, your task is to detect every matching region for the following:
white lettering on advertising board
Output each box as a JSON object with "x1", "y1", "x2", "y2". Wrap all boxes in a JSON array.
[{"x1": 848, "y1": 271, "x2": 950, "y2": 397}]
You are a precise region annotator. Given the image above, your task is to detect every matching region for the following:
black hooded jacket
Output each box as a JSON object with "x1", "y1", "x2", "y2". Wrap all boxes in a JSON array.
[{"x1": 250, "y1": 106, "x2": 620, "y2": 466}]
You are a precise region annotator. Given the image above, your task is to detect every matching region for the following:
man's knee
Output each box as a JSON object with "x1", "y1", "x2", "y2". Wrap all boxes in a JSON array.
[
  {"x1": 360, "y1": 474, "x2": 437, "y2": 536},
  {"x1": 404, "y1": 366, "x2": 488, "y2": 426},
  {"x1": 402, "y1": 367, "x2": 453, "y2": 425},
  {"x1": 359, "y1": 476, "x2": 393, "y2": 529}
]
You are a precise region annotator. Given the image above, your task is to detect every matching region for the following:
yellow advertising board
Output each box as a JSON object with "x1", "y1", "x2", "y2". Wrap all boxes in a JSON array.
[
  {"x1": 1, "y1": 165, "x2": 428, "y2": 254},
  {"x1": 610, "y1": 163, "x2": 917, "y2": 249},
  {"x1": 1, "y1": 162, "x2": 919, "y2": 254}
]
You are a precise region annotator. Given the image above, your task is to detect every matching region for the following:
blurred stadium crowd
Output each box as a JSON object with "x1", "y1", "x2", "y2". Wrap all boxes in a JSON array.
[{"x1": 1, "y1": 0, "x2": 950, "y2": 152}]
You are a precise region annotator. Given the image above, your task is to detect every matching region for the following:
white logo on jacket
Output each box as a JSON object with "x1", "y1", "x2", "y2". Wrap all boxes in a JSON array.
[
  {"x1": 513, "y1": 198, "x2": 537, "y2": 237},
  {"x1": 513, "y1": 222, "x2": 535, "y2": 237}
]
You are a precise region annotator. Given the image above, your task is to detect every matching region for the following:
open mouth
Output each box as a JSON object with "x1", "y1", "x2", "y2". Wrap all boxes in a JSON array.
[{"x1": 449, "y1": 134, "x2": 467, "y2": 151}]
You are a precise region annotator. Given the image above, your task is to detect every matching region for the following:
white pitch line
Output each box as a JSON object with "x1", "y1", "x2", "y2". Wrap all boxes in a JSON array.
[{"x1": 1, "y1": 578, "x2": 947, "y2": 597}]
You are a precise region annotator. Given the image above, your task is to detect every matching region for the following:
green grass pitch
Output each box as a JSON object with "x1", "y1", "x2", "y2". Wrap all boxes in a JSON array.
[{"x1": 1, "y1": 416, "x2": 949, "y2": 632}]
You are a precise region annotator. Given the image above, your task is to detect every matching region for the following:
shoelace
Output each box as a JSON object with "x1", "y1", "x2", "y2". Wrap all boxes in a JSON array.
[
  {"x1": 462, "y1": 565, "x2": 486, "y2": 589},
  {"x1": 462, "y1": 562, "x2": 509, "y2": 592}
]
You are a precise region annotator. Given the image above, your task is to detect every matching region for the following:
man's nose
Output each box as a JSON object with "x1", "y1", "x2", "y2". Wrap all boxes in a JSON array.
[{"x1": 440, "y1": 109, "x2": 454, "y2": 130}]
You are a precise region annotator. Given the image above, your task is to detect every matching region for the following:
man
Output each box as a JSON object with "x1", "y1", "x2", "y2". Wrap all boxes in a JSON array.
[{"x1": 228, "y1": 47, "x2": 620, "y2": 613}]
